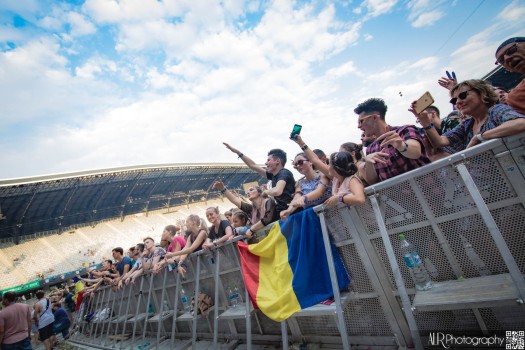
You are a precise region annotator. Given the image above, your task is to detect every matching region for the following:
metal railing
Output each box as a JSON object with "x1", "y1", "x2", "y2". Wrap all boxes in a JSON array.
[{"x1": 68, "y1": 133, "x2": 525, "y2": 350}]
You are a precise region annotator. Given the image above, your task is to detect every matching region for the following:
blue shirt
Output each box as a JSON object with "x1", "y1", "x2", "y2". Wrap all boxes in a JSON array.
[
  {"x1": 53, "y1": 307, "x2": 69, "y2": 324},
  {"x1": 443, "y1": 104, "x2": 525, "y2": 154},
  {"x1": 116, "y1": 256, "x2": 132, "y2": 276}
]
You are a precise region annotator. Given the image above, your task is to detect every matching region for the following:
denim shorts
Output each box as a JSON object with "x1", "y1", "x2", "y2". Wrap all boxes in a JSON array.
[{"x1": 1, "y1": 337, "x2": 32, "y2": 350}]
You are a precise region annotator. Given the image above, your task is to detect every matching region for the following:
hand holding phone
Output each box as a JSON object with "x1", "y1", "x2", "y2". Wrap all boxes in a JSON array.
[
  {"x1": 413, "y1": 92, "x2": 435, "y2": 115},
  {"x1": 290, "y1": 124, "x2": 302, "y2": 140}
]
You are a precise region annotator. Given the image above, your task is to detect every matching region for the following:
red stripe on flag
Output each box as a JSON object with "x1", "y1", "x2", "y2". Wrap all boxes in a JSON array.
[{"x1": 237, "y1": 241, "x2": 260, "y2": 310}]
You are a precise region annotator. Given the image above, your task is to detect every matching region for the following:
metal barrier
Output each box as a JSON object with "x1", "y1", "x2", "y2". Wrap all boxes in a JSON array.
[{"x1": 68, "y1": 133, "x2": 525, "y2": 350}]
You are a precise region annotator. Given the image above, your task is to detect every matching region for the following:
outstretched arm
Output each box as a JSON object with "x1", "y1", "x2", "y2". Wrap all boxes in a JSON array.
[
  {"x1": 223, "y1": 142, "x2": 266, "y2": 177},
  {"x1": 410, "y1": 102, "x2": 450, "y2": 148},
  {"x1": 290, "y1": 136, "x2": 331, "y2": 177},
  {"x1": 212, "y1": 181, "x2": 242, "y2": 208}
]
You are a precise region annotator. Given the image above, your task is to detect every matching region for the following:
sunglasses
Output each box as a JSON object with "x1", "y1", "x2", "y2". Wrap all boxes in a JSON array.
[
  {"x1": 293, "y1": 159, "x2": 309, "y2": 168},
  {"x1": 495, "y1": 43, "x2": 518, "y2": 65},
  {"x1": 449, "y1": 89, "x2": 473, "y2": 105}
]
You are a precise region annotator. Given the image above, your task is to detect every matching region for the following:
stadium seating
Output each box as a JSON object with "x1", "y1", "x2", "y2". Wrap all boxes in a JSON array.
[{"x1": 0, "y1": 198, "x2": 234, "y2": 291}]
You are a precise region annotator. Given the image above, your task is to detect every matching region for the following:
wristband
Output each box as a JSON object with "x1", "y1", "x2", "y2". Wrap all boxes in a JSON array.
[
  {"x1": 422, "y1": 123, "x2": 434, "y2": 130},
  {"x1": 338, "y1": 194, "x2": 345, "y2": 203},
  {"x1": 238, "y1": 153, "x2": 244, "y2": 159},
  {"x1": 220, "y1": 188, "x2": 227, "y2": 194},
  {"x1": 399, "y1": 142, "x2": 409, "y2": 153},
  {"x1": 476, "y1": 133, "x2": 485, "y2": 142},
  {"x1": 301, "y1": 144, "x2": 309, "y2": 151}
]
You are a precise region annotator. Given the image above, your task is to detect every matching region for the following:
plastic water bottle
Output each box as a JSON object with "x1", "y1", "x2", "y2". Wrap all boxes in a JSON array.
[
  {"x1": 228, "y1": 285, "x2": 240, "y2": 307},
  {"x1": 148, "y1": 303, "x2": 154, "y2": 314},
  {"x1": 162, "y1": 300, "x2": 169, "y2": 315},
  {"x1": 460, "y1": 234, "x2": 490, "y2": 276},
  {"x1": 399, "y1": 234, "x2": 433, "y2": 291},
  {"x1": 180, "y1": 288, "x2": 190, "y2": 311}
]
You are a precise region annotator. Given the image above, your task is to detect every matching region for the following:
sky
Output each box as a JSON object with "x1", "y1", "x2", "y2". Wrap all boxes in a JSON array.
[{"x1": 0, "y1": 0, "x2": 524, "y2": 180}]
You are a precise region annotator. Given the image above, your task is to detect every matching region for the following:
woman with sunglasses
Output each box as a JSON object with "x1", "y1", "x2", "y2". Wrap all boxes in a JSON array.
[
  {"x1": 412, "y1": 79, "x2": 525, "y2": 153},
  {"x1": 212, "y1": 181, "x2": 278, "y2": 241},
  {"x1": 279, "y1": 152, "x2": 332, "y2": 220},
  {"x1": 495, "y1": 37, "x2": 525, "y2": 114},
  {"x1": 291, "y1": 136, "x2": 366, "y2": 207},
  {"x1": 291, "y1": 135, "x2": 368, "y2": 186}
]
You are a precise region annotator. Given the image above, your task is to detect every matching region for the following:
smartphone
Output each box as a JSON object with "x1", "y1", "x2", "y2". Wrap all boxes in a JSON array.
[
  {"x1": 413, "y1": 91, "x2": 435, "y2": 114},
  {"x1": 290, "y1": 124, "x2": 302, "y2": 140}
]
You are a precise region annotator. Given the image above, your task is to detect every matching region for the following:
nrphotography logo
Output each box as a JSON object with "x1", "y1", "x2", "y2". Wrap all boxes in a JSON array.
[{"x1": 427, "y1": 332, "x2": 509, "y2": 349}]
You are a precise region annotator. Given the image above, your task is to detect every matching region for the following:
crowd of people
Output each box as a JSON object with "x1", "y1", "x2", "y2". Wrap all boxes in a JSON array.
[{"x1": 1, "y1": 36, "x2": 524, "y2": 350}]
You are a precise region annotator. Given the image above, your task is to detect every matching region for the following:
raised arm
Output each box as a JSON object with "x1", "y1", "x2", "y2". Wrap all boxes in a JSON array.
[
  {"x1": 212, "y1": 181, "x2": 242, "y2": 208},
  {"x1": 410, "y1": 103, "x2": 450, "y2": 148},
  {"x1": 223, "y1": 142, "x2": 266, "y2": 177},
  {"x1": 290, "y1": 136, "x2": 330, "y2": 177}
]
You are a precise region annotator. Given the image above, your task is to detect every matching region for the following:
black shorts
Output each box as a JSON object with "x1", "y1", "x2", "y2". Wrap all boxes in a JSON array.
[{"x1": 38, "y1": 322, "x2": 54, "y2": 341}]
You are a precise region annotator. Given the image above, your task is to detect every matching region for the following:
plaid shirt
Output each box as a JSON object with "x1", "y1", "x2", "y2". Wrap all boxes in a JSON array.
[
  {"x1": 366, "y1": 125, "x2": 431, "y2": 182},
  {"x1": 443, "y1": 104, "x2": 525, "y2": 154}
]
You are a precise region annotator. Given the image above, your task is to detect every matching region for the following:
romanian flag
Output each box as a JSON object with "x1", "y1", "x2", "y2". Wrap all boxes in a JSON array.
[{"x1": 237, "y1": 208, "x2": 350, "y2": 322}]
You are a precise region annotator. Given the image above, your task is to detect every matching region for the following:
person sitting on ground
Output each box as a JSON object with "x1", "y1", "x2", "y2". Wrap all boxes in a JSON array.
[
  {"x1": 202, "y1": 207, "x2": 233, "y2": 249},
  {"x1": 164, "y1": 214, "x2": 208, "y2": 277},
  {"x1": 223, "y1": 143, "x2": 295, "y2": 215},
  {"x1": 280, "y1": 152, "x2": 332, "y2": 220},
  {"x1": 413, "y1": 79, "x2": 525, "y2": 152},
  {"x1": 231, "y1": 209, "x2": 251, "y2": 236},
  {"x1": 494, "y1": 87, "x2": 509, "y2": 105},
  {"x1": 495, "y1": 37, "x2": 525, "y2": 114},
  {"x1": 355, "y1": 97, "x2": 431, "y2": 185},
  {"x1": 153, "y1": 225, "x2": 187, "y2": 274},
  {"x1": 212, "y1": 181, "x2": 278, "y2": 241},
  {"x1": 33, "y1": 290, "x2": 55, "y2": 350},
  {"x1": 51, "y1": 302, "x2": 70, "y2": 341}
]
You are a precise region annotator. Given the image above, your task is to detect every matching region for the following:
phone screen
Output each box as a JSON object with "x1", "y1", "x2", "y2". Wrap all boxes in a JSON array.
[{"x1": 290, "y1": 124, "x2": 302, "y2": 139}]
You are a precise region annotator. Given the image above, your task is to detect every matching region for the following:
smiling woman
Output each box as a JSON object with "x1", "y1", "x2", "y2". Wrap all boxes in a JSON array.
[{"x1": 412, "y1": 79, "x2": 525, "y2": 153}]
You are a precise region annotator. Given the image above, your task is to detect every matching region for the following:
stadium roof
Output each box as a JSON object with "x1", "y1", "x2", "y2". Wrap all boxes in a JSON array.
[
  {"x1": 0, "y1": 163, "x2": 264, "y2": 243},
  {"x1": 481, "y1": 65, "x2": 524, "y2": 91}
]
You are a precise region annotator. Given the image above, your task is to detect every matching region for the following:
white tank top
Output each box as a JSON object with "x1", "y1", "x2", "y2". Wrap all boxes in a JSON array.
[{"x1": 37, "y1": 298, "x2": 55, "y2": 329}]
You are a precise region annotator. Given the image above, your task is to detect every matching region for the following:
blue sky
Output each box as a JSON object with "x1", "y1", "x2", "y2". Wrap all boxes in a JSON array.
[{"x1": 0, "y1": 0, "x2": 524, "y2": 180}]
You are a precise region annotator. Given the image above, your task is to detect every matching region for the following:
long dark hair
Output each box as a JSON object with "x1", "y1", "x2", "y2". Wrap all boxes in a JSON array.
[{"x1": 330, "y1": 152, "x2": 358, "y2": 177}]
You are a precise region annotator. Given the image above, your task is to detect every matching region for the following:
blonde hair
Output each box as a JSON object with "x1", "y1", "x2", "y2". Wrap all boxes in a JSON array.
[
  {"x1": 451, "y1": 79, "x2": 499, "y2": 107},
  {"x1": 187, "y1": 214, "x2": 209, "y2": 233}
]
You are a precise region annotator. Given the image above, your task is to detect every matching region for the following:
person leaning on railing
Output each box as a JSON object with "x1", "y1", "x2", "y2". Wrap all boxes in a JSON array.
[
  {"x1": 494, "y1": 37, "x2": 525, "y2": 114},
  {"x1": 212, "y1": 180, "x2": 278, "y2": 241},
  {"x1": 412, "y1": 79, "x2": 525, "y2": 154},
  {"x1": 279, "y1": 151, "x2": 332, "y2": 221},
  {"x1": 163, "y1": 214, "x2": 208, "y2": 277}
]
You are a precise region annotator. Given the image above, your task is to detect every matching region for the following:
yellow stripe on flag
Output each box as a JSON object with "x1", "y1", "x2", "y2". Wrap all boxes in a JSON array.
[{"x1": 248, "y1": 222, "x2": 301, "y2": 321}]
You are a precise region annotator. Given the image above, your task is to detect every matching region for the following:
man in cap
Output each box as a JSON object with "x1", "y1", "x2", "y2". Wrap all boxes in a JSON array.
[{"x1": 495, "y1": 37, "x2": 525, "y2": 114}]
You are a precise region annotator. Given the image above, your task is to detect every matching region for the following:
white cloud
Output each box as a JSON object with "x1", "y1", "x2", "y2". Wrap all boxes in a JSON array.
[
  {"x1": 357, "y1": 0, "x2": 398, "y2": 18},
  {"x1": 326, "y1": 61, "x2": 358, "y2": 78},
  {"x1": 68, "y1": 12, "x2": 97, "y2": 37},
  {"x1": 497, "y1": 0, "x2": 525, "y2": 22},
  {"x1": 411, "y1": 10, "x2": 444, "y2": 28}
]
